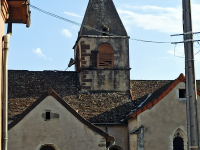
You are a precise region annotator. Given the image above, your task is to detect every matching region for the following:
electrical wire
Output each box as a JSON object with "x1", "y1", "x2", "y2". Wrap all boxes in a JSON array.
[
  {"x1": 195, "y1": 50, "x2": 200, "y2": 55},
  {"x1": 173, "y1": 44, "x2": 185, "y2": 58},
  {"x1": 129, "y1": 38, "x2": 171, "y2": 43},
  {"x1": 29, "y1": 4, "x2": 173, "y2": 44},
  {"x1": 29, "y1": 5, "x2": 81, "y2": 26},
  {"x1": 194, "y1": 34, "x2": 200, "y2": 55}
]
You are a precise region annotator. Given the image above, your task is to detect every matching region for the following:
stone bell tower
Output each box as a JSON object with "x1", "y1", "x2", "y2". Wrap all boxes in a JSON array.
[{"x1": 73, "y1": 0, "x2": 130, "y2": 92}]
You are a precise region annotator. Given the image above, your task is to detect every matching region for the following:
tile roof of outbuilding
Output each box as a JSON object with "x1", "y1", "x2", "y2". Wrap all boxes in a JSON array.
[
  {"x1": 9, "y1": 88, "x2": 115, "y2": 143},
  {"x1": 128, "y1": 73, "x2": 200, "y2": 120},
  {"x1": 8, "y1": 71, "x2": 198, "y2": 123}
]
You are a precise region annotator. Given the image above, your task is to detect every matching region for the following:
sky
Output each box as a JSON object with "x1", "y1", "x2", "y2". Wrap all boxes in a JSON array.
[{"x1": 6, "y1": 0, "x2": 200, "y2": 80}]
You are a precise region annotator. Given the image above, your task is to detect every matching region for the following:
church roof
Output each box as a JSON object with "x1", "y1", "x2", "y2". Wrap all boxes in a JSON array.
[
  {"x1": 8, "y1": 70, "x2": 185, "y2": 123},
  {"x1": 8, "y1": 70, "x2": 81, "y2": 99},
  {"x1": 79, "y1": 0, "x2": 127, "y2": 36},
  {"x1": 8, "y1": 88, "x2": 115, "y2": 143}
]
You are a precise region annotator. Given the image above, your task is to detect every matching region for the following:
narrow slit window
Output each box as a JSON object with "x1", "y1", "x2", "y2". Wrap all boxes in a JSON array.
[
  {"x1": 179, "y1": 89, "x2": 186, "y2": 98},
  {"x1": 97, "y1": 44, "x2": 113, "y2": 68},
  {"x1": 46, "y1": 112, "x2": 51, "y2": 120}
]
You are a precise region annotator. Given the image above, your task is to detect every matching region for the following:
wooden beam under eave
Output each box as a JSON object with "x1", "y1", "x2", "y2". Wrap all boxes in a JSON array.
[
  {"x1": 2, "y1": 0, "x2": 9, "y2": 9},
  {"x1": 5, "y1": 0, "x2": 30, "y2": 27},
  {"x1": 7, "y1": 1, "x2": 23, "y2": 7},
  {"x1": 1, "y1": 0, "x2": 9, "y2": 22},
  {"x1": 8, "y1": 7, "x2": 23, "y2": 20},
  {"x1": 22, "y1": 4, "x2": 26, "y2": 24}
]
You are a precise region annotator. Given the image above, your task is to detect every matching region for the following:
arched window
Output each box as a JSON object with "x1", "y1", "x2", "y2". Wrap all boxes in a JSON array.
[
  {"x1": 40, "y1": 145, "x2": 55, "y2": 150},
  {"x1": 171, "y1": 128, "x2": 187, "y2": 150},
  {"x1": 97, "y1": 44, "x2": 113, "y2": 68},
  {"x1": 173, "y1": 136, "x2": 184, "y2": 150}
]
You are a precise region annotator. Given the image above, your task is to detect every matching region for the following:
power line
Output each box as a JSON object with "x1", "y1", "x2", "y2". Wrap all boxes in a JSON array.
[
  {"x1": 29, "y1": 5, "x2": 81, "y2": 26},
  {"x1": 29, "y1": 4, "x2": 173, "y2": 44},
  {"x1": 129, "y1": 38, "x2": 171, "y2": 43},
  {"x1": 194, "y1": 34, "x2": 200, "y2": 55},
  {"x1": 173, "y1": 44, "x2": 185, "y2": 58}
]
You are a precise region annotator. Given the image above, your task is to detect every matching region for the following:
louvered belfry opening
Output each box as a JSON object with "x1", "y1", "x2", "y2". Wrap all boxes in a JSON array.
[
  {"x1": 40, "y1": 146, "x2": 55, "y2": 150},
  {"x1": 97, "y1": 44, "x2": 113, "y2": 68},
  {"x1": 173, "y1": 136, "x2": 184, "y2": 150}
]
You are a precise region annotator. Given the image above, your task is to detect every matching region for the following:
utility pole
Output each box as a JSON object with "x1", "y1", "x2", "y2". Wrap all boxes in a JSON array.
[{"x1": 182, "y1": 0, "x2": 200, "y2": 149}]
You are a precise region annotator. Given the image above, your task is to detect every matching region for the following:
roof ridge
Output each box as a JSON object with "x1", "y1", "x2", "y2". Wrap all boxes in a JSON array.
[
  {"x1": 78, "y1": 0, "x2": 127, "y2": 36},
  {"x1": 130, "y1": 73, "x2": 185, "y2": 81},
  {"x1": 129, "y1": 73, "x2": 196, "y2": 118},
  {"x1": 130, "y1": 80, "x2": 173, "y2": 81},
  {"x1": 8, "y1": 88, "x2": 114, "y2": 142}
]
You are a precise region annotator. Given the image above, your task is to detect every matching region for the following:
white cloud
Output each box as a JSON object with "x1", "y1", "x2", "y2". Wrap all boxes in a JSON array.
[
  {"x1": 117, "y1": 3, "x2": 200, "y2": 34},
  {"x1": 33, "y1": 48, "x2": 46, "y2": 58},
  {"x1": 33, "y1": 48, "x2": 52, "y2": 61},
  {"x1": 61, "y1": 29, "x2": 72, "y2": 38},
  {"x1": 64, "y1": 12, "x2": 82, "y2": 18}
]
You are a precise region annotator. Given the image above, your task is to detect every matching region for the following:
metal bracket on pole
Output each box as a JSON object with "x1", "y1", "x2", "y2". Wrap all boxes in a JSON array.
[
  {"x1": 171, "y1": 31, "x2": 200, "y2": 36},
  {"x1": 189, "y1": 146, "x2": 199, "y2": 148}
]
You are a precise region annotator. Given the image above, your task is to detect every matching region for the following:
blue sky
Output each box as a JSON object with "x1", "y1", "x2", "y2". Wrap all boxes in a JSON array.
[{"x1": 6, "y1": 0, "x2": 200, "y2": 80}]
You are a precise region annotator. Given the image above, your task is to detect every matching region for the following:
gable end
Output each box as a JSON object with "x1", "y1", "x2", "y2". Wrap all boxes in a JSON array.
[{"x1": 8, "y1": 88, "x2": 114, "y2": 142}]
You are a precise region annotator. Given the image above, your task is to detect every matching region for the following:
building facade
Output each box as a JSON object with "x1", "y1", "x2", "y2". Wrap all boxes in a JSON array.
[
  {"x1": 6, "y1": 0, "x2": 200, "y2": 150},
  {"x1": 1, "y1": 0, "x2": 30, "y2": 149},
  {"x1": 8, "y1": 89, "x2": 114, "y2": 150}
]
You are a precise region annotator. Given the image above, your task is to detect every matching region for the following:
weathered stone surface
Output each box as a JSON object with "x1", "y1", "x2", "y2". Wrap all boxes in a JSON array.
[{"x1": 79, "y1": 0, "x2": 127, "y2": 36}]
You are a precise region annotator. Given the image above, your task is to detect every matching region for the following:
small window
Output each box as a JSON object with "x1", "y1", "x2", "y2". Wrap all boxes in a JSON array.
[
  {"x1": 46, "y1": 112, "x2": 51, "y2": 120},
  {"x1": 179, "y1": 89, "x2": 186, "y2": 98},
  {"x1": 97, "y1": 44, "x2": 113, "y2": 68},
  {"x1": 101, "y1": 25, "x2": 109, "y2": 36}
]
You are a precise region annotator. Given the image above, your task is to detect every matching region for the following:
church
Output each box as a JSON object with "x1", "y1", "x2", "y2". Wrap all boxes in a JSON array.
[{"x1": 6, "y1": 0, "x2": 200, "y2": 150}]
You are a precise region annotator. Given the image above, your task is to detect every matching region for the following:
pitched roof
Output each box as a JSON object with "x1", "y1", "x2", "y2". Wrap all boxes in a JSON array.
[
  {"x1": 79, "y1": 0, "x2": 127, "y2": 36},
  {"x1": 8, "y1": 70, "x2": 179, "y2": 123},
  {"x1": 9, "y1": 92, "x2": 131, "y2": 123},
  {"x1": 128, "y1": 73, "x2": 200, "y2": 119},
  {"x1": 8, "y1": 70, "x2": 80, "y2": 98},
  {"x1": 8, "y1": 88, "x2": 114, "y2": 143},
  {"x1": 9, "y1": 70, "x2": 200, "y2": 123},
  {"x1": 93, "y1": 79, "x2": 175, "y2": 123},
  {"x1": 130, "y1": 80, "x2": 172, "y2": 100}
]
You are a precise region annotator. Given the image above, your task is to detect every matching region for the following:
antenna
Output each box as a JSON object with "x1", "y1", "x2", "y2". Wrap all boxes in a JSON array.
[{"x1": 65, "y1": 58, "x2": 76, "y2": 71}]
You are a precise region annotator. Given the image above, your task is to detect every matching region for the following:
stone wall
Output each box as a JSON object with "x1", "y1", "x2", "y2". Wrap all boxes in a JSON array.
[
  {"x1": 75, "y1": 36, "x2": 130, "y2": 92},
  {"x1": 8, "y1": 96, "x2": 106, "y2": 150}
]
